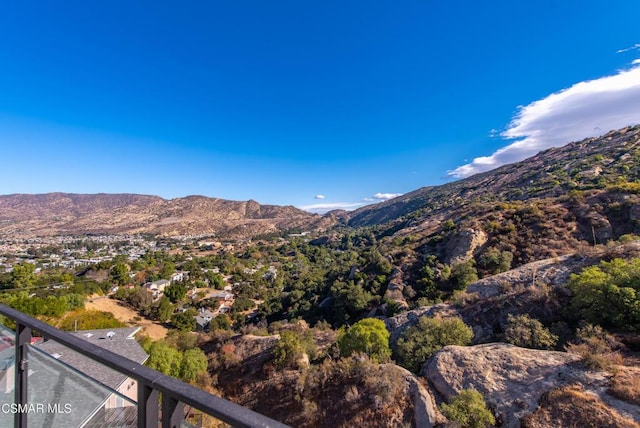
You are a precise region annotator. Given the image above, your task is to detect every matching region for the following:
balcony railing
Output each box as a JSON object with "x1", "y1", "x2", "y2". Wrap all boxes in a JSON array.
[{"x1": 0, "y1": 304, "x2": 289, "y2": 428}]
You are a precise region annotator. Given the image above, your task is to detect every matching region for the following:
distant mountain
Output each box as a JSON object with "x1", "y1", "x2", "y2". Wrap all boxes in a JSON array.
[
  {"x1": 348, "y1": 125, "x2": 640, "y2": 227},
  {"x1": 0, "y1": 193, "x2": 332, "y2": 238}
]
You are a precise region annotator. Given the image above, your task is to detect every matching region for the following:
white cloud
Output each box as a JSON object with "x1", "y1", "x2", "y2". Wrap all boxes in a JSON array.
[
  {"x1": 300, "y1": 192, "x2": 403, "y2": 213},
  {"x1": 299, "y1": 201, "x2": 367, "y2": 213},
  {"x1": 617, "y1": 44, "x2": 640, "y2": 54},
  {"x1": 633, "y1": 59, "x2": 640, "y2": 65},
  {"x1": 314, "y1": 194, "x2": 325, "y2": 199},
  {"x1": 449, "y1": 62, "x2": 640, "y2": 178},
  {"x1": 372, "y1": 192, "x2": 403, "y2": 200}
]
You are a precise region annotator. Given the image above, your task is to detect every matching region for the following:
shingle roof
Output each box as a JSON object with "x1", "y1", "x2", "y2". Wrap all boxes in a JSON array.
[
  {"x1": 0, "y1": 346, "x2": 136, "y2": 428},
  {"x1": 36, "y1": 327, "x2": 148, "y2": 391}
]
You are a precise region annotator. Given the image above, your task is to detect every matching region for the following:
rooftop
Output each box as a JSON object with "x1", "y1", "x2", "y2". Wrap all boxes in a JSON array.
[{"x1": 36, "y1": 327, "x2": 148, "y2": 390}]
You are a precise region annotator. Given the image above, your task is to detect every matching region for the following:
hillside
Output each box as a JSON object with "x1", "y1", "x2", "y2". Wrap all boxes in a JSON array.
[
  {"x1": 0, "y1": 193, "x2": 333, "y2": 238},
  {"x1": 348, "y1": 125, "x2": 640, "y2": 227},
  {"x1": 333, "y1": 127, "x2": 640, "y2": 297}
]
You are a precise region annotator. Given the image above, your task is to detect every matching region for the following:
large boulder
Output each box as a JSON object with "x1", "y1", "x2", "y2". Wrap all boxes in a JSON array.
[{"x1": 422, "y1": 343, "x2": 611, "y2": 427}]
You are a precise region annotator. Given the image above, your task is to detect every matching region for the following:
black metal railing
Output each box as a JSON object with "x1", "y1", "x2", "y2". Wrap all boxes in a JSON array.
[{"x1": 0, "y1": 304, "x2": 289, "y2": 428}]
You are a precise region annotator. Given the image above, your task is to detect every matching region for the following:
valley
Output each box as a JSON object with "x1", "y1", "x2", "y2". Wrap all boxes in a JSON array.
[{"x1": 1, "y1": 126, "x2": 640, "y2": 427}]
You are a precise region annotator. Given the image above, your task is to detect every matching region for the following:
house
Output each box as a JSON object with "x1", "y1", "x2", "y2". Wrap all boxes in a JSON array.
[
  {"x1": 211, "y1": 291, "x2": 234, "y2": 302},
  {"x1": 0, "y1": 327, "x2": 148, "y2": 427},
  {"x1": 170, "y1": 271, "x2": 188, "y2": 283},
  {"x1": 195, "y1": 308, "x2": 216, "y2": 332},
  {"x1": 145, "y1": 279, "x2": 171, "y2": 299},
  {"x1": 147, "y1": 279, "x2": 170, "y2": 292}
]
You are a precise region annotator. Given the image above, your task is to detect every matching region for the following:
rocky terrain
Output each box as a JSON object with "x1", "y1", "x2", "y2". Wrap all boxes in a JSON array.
[
  {"x1": 347, "y1": 125, "x2": 640, "y2": 228},
  {"x1": 4, "y1": 126, "x2": 640, "y2": 427},
  {"x1": 424, "y1": 343, "x2": 639, "y2": 427},
  {"x1": 0, "y1": 193, "x2": 333, "y2": 238}
]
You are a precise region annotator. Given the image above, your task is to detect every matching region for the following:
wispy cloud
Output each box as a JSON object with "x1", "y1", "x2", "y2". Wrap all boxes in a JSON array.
[
  {"x1": 449, "y1": 61, "x2": 640, "y2": 178},
  {"x1": 314, "y1": 194, "x2": 325, "y2": 199},
  {"x1": 616, "y1": 44, "x2": 640, "y2": 54},
  {"x1": 300, "y1": 192, "x2": 404, "y2": 213},
  {"x1": 299, "y1": 201, "x2": 367, "y2": 213}
]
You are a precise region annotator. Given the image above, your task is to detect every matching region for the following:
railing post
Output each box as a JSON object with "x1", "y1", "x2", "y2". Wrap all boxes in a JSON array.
[
  {"x1": 14, "y1": 322, "x2": 31, "y2": 428},
  {"x1": 162, "y1": 394, "x2": 184, "y2": 428},
  {"x1": 138, "y1": 383, "x2": 159, "y2": 428}
]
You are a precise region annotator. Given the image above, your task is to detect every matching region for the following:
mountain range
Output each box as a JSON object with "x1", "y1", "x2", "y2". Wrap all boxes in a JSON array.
[
  {"x1": 1, "y1": 125, "x2": 639, "y2": 242},
  {"x1": 0, "y1": 193, "x2": 330, "y2": 238}
]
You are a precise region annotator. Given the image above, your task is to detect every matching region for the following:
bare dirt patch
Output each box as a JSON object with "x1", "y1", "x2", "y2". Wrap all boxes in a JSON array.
[{"x1": 85, "y1": 295, "x2": 168, "y2": 340}]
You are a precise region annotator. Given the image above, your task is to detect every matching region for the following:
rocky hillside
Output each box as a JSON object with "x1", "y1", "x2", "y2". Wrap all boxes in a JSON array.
[
  {"x1": 0, "y1": 193, "x2": 332, "y2": 238},
  {"x1": 424, "y1": 343, "x2": 640, "y2": 428},
  {"x1": 202, "y1": 326, "x2": 444, "y2": 427},
  {"x1": 348, "y1": 125, "x2": 640, "y2": 227}
]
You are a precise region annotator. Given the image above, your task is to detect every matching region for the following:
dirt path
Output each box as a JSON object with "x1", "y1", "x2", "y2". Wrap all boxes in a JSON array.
[{"x1": 86, "y1": 295, "x2": 169, "y2": 340}]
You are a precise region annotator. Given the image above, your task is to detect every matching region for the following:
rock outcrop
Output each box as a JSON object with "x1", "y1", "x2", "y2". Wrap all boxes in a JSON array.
[
  {"x1": 422, "y1": 343, "x2": 639, "y2": 427},
  {"x1": 444, "y1": 228, "x2": 487, "y2": 265},
  {"x1": 383, "y1": 268, "x2": 410, "y2": 310}
]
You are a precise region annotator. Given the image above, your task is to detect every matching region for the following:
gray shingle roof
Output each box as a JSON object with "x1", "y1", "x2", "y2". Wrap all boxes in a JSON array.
[
  {"x1": 36, "y1": 327, "x2": 148, "y2": 391},
  {"x1": 0, "y1": 346, "x2": 136, "y2": 428}
]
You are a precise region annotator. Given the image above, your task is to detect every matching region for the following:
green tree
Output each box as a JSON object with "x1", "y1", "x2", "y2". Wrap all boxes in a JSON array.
[
  {"x1": 396, "y1": 316, "x2": 473, "y2": 373},
  {"x1": 568, "y1": 258, "x2": 640, "y2": 330},
  {"x1": 146, "y1": 342, "x2": 183, "y2": 377},
  {"x1": 272, "y1": 330, "x2": 315, "y2": 369},
  {"x1": 159, "y1": 261, "x2": 176, "y2": 280},
  {"x1": 129, "y1": 287, "x2": 153, "y2": 311},
  {"x1": 440, "y1": 388, "x2": 495, "y2": 428},
  {"x1": 180, "y1": 348, "x2": 208, "y2": 383},
  {"x1": 172, "y1": 309, "x2": 197, "y2": 331},
  {"x1": 10, "y1": 263, "x2": 37, "y2": 288},
  {"x1": 205, "y1": 272, "x2": 225, "y2": 289},
  {"x1": 110, "y1": 262, "x2": 130, "y2": 286},
  {"x1": 59, "y1": 309, "x2": 124, "y2": 331},
  {"x1": 231, "y1": 296, "x2": 255, "y2": 312},
  {"x1": 338, "y1": 318, "x2": 391, "y2": 362},
  {"x1": 504, "y1": 314, "x2": 557, "y2": 350},
  {"x1": 154, "y1": 297, "x2": 174, "y2": 323},
  {"x1": 165, "y1": 282, "x2": 187, "y2": 303},
  {"x1": 478, "y1": 248, "x2": 513, "y2": 274},
  {"x1": 209, "y1": 315, "x2": 231, "y2": 331}
]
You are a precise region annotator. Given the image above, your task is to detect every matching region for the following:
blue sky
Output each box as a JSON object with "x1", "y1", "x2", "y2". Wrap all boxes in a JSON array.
[{"x1": 1, "y1": 1, "x2": 639, "y2": 213}]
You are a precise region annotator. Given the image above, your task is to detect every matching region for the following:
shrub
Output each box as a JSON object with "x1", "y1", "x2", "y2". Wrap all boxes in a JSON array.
[
  {"x1": 568, "y1": 258, "x2": 640, "y2": 331},
  {"x1": 396, "y1": 316, "x2": 473, "y2": 373},
  {"x1": 338, "y1": 318, "x2": 391, "y2": 363},
  {"x1": 449, "y1": 260, "x2": 478, "y2": 290},
  {"x1": 273, "y1": 330, "x2": 315, "y2": 369},
  {"x1": 504, "y1": 314, "x2": 558, "y2": 350},
  {"x1": 478, "y1": 248, "x2": 513, "y2": 274},
  {"x1": 566, "y1": 324, "x2": 623, "y2": 370},
  {"x1": 58, "y1": 309, "x2": 125, "y2": 331},
  {"x1": 440, "y1": 388, "x2": 496, "y2": 428}
]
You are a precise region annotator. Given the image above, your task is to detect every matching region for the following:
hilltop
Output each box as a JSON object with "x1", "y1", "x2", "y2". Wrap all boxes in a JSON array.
[{"x1": 0, "y1": 193, "x2": 333, "y2": 239}]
